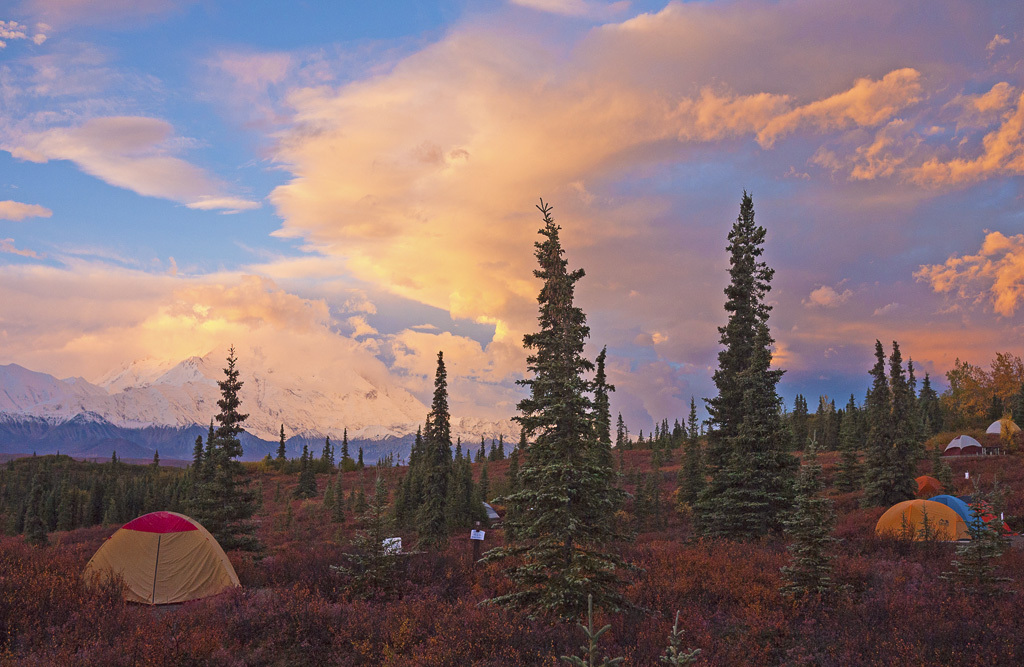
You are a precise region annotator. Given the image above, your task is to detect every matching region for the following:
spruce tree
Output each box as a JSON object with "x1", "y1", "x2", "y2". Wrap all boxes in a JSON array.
[
  {"x1": 918, "y1": 373, "x2": 943, "y2": 436},
  {"x1": 695, "y1": 192, "x2": 794, "y2": 538},
  {"x1": 861, "y1": 341, "x2": 893, "y2": 507},
  {"x1": 331, "y1": 474, "x2": 346, "y2": 524},
  {"x1": 791, "y1": 395, "x2": 809, "y2": 451},
  {"x1": 192, "y1": 435, "x2": 204, "y2": 470},
  {"x1": 678, "y1": 397, "x2": 705, "y2": 507},
  {"x1": 835, "y1": 394, "x2": 862, "y2": 493},
  {"x1": 23, "y1": 475, "x2": 48, "y2": 546},
  {"x1": 189, "y1": 347, "x2": 260, "y2": 551},
  {"x1": 615, "y1": 414, "x2": 628, "y2": 452},
  {"x1": 592, "y1": 347, "x2": 615, "y2": 471},
  {"x1": 484, "y1": 200, "x2": 626, "y2": 619},
  {"x1": 276, "y1": 425, "x2": 287, "y2": 463},
  {"x1": 417, "y1": 351, "x2": 454, "y2": 548},
  {"x1": 338, "y1": 473, "x2": 400, "y2": 599},
  {"x1": 295, "y1": 444, "x2": 318, "y2": 499},
  {"x1": 941, "y1": 487, "x2": 1012, "y2": 596},
  {"x1": 357, "y1": 447, "x2": 364, "y2": 469},
  {"x1": 863, "y1": 341, "x2": 917, "y2": 507},
  {"x1": 780, "y1": 437, "x2": 839, "y2": 598},
  {"x1": 887, "y1": 342, "x2": 920, "y2": 502},
  {"x1": 322, "y1": 436, "x2": 334, "y2": 468}
]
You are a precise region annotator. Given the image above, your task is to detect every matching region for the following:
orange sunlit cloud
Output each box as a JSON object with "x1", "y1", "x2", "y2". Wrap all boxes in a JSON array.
[{"x1": 916, "y1": 231, "x2": 1024, "y2": 317}]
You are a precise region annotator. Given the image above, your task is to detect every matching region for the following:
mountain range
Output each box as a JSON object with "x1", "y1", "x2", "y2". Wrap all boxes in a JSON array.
[{"x1": 0, "y1": 347, "x2": 516, "y2": 463}]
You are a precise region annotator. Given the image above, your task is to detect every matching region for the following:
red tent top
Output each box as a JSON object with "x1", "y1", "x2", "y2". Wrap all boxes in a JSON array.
[{"x1": 122, "y1": 511, "x2": 199, "y2": 534}]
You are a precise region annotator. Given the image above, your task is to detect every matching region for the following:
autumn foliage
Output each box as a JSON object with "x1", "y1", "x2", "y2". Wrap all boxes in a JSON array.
[{"x1": 0, "y1": 450, "x2": 1023, "y2": 665}]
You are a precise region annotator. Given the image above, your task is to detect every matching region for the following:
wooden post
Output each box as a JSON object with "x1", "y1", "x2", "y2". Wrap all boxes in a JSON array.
[{"x1": 471, "y1": 521, "x2": 483, "y2": 566}]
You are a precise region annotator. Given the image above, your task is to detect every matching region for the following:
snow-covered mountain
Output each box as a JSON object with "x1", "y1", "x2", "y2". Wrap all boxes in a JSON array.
[{"x1": 0, "y1": 346, "x2": 518, "y2": 460}]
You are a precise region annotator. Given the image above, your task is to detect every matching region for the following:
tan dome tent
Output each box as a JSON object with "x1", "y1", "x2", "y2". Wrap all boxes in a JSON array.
[
  {"x1": 985, "y1": 418, "x2": 1020, "y2": 454},
  {"x1": 986, "y1": 417, "x2": 1020, "y2": 435},
  {"x1": 943, "y1": 435, "x2": 982, "y2": 457},
  {"x1": 875, "y1": 499, "x2": 969, "y2": 541},
  {"x1": 84, "y1": 511, "x2": 239, "y2": 605}
]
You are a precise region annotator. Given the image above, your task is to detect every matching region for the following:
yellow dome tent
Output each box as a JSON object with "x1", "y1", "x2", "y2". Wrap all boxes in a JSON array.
[
  {"x1": 875, "y1": 499, "x2": 969, "y2": 541},
  {"x1": 83, "y1": 511, "x2": 240, "y2": 605}
]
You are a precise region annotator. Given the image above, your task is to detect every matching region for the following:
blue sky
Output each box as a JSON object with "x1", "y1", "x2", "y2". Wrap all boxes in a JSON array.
[{"x1": 2, "y1": 0, "x2": 1024, "y2": 431}]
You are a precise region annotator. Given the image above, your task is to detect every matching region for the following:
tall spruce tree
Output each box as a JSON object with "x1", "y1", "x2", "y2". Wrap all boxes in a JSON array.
[
  {"x1": 484, "y1": 199, "x2": 626, "y2": 619},
  {"x1": 862, "y1": 341, "x2": 918, "y2": 507},
  {"x1": 615, "y1": 414, "x2": 628, "y2": 452},
  {"x1": 276, "y1": 425, "x2": 287, "y2": 462},
  {"x1": 835, "y1": 394, "x2": 862, "y2": 492},
  {"x1": 192, "y1": 435, "x2": 204, "y2": 471},
  {"x1": 592, "y1": 347, "x2": 615, "y2": 471},
  {"x1": 861, "y1": 341, "x2": 892, "y2": 507},
  {"x1": 790, "y1": 395, "x2": 809, "y2": 450},
  {"x1": 886, "y1": 342, "x2": 919, "y2": 503},
  {"x1": 189, "y1": 346, "x2": 260, "y2": 551},
  {"x1": 340, "y1": 429, "x2": 355, "y2": 472},
  {"x1": 678, "y1": 397, "x2": 705, "y2": 507},
  {"x1": 417, "y1": 351, "x2": 454, "y2": 548},
  {"x1": 695, "y1": 192, "x2": 794, "y2": 539},
  {"x1": 918, "y1": 373, "x2": 943, "y2": 436},
  {"x1": 321, "y1": 436, "x2": 334, "y2": 468}
]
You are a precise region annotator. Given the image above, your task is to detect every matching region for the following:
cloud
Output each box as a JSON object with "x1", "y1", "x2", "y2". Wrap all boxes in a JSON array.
[
  {"x1": 268, "y1": 15, "x2": 926, "y2": 363},
  {"x1": 916, "y1": 231, "x2": 1024, "y2": 317},
  {"x1": 4, "y1": 117, "x2": 259, "y2": 211},
  {"x1": 803, "y1": 284, "x2": 853, "y2": 308},
  {"x1": 509, "y1": 0, "x2": 630, "y2": 19},
  {"x1": 987, "y1": 34, "x2": 1010, "y2": 52},
  {"x1": 911, "y1": 91, "x2": 1024, "y2": 186},
  {"x1": 186, "y1": 196, "x2": 262, "y2": 214},
  {"x1": 347, "y1": 315, "x2": 377, "y2": 338},
  {"x1": 756, "y1": 69, "x2": 924, "y2": 148},
  {"x1": 0, "y1": 260, "x2": 377, "y2": 382},
  {"x1": 0, "y1": 19, "x2": 45, "y2": 47},
  {"x1": 0, "y1": 238, "x2": 41, "y2": 258},
  {"x1": 0, "y1": 200, "x2": 52, "y2": 221},
  {"x1": 20, "y1": 0, "x2": 194, "y2": 29}
]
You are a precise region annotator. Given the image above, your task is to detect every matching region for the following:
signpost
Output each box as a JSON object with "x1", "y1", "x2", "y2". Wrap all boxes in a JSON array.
[{"x1": 470, "y1": 521, "x2": 485, "y2": 565}]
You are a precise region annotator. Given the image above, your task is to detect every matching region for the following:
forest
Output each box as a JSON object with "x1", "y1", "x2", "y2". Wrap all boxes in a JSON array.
[{"x1": 2, "y1": 196, "x2": 1023, "y2": 666}]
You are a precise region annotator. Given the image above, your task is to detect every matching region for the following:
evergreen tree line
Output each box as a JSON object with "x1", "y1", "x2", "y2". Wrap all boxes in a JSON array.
[
  {"x1": 0, "y1": 454, "x2": 188, "y2": 544},
  {"x1": 256, "y1": 426, "x2": 365, "y2": 475}
]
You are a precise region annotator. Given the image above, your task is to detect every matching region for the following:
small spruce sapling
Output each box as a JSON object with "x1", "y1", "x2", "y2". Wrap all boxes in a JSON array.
[
  {"x1": 560, "y1": 594, "x2": 624, "y2": 667},
  {"x1": 660, "y1": 611, "x2": 701, "y2": 665}
]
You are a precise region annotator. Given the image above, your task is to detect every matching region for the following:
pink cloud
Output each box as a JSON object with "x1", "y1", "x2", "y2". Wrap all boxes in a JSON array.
[
  {"x1": 803, "y1": 285, "x2": 853, "y2": 309},
  {"x1": 0, "y1": 238, "x2": 41, "y2": 258},
  {"x1": 0, "y1": 200, "x2": 52, "y2": 221}
]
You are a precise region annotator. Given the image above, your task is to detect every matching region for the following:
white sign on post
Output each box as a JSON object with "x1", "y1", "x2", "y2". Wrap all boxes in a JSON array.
[
  {"x1": 470, "y1": 529, "x2": 485, "y2": 541},
  {"x1": 965, "y1": 471, "x2": 970, "y2": 479}
]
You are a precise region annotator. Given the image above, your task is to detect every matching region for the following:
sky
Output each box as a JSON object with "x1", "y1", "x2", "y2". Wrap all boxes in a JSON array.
[{"x1": 1, "y1": 0, "x2": 1023, "y2": 432}]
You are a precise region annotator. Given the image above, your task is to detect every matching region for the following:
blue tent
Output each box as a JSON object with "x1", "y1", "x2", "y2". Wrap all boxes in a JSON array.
[{"x1": 928, "y1": 494, "x2": 975, "y2": 526}]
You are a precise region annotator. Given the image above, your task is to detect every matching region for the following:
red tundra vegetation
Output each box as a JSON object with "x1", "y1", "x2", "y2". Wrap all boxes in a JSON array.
[{"x1": 1, "y1": 450, "x2": 1023, "y2": 666}]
